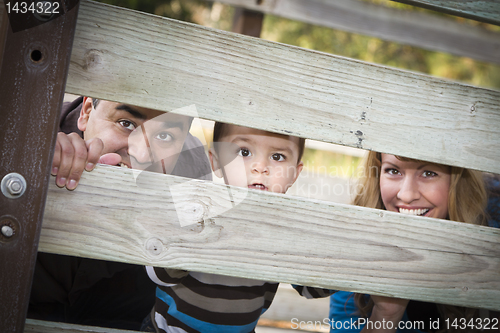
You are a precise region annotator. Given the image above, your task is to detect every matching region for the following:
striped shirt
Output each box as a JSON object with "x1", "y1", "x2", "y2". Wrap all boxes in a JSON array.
[{"x1": 146, "y1": 266, "x2": 334, "y2": 333}]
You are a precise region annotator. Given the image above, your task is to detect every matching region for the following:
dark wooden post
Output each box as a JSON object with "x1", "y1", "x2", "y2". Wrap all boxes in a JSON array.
[
  {"x1": 232, "y1": 7, "x2": 264, "y2": 37},
  {"x1": 0, "y1": 1, "x2": 80, "y2": 332}
]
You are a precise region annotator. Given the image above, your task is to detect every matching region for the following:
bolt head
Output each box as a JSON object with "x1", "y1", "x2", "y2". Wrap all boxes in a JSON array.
[
  {"x1": 7, "y1": 178, "x2": 23, "y2": 195},
  {"x1": 1, "y1": 225, "x2": 14, "y2": 238},
  {"x1": 34, "y1": 1, "x2": 56, "y2": 20},
  {"x1": 2, "y1": 173, "x2": 27, "y2": 198}
]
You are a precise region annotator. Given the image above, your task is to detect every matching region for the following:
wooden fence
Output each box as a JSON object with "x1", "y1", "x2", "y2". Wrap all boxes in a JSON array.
[{"x1": 0, "y1": 0, "x2": 499, "y2": 332}]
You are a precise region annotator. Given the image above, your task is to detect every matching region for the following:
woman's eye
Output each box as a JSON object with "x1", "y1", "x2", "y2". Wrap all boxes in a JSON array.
[
  {"x1": 271, "y1": 153, "x2": 285, "y2": 162},
  {"x1": 119, "y1": 120, "x2": 136, "y2": 131},
  {"x1": 422, "y1": 170, "x2": 438, "y2": 178},
  {"x1": 155, "y1": 132, "x2": 173, "y2": 142},
  {"x1": 385, "y1": 168, "x2": 400, "y2": 175},
  {"x1": 238, "y1": 148, "x2": 251, "y2": 157}
]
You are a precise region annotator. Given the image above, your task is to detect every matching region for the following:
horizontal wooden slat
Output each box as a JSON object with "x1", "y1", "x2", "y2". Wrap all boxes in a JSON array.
[
  {"x1": 393, "y1": 0, "x2": 500, "y2": 25},
  {"x1": 41, "y1": 166, "x2": 500, "y2": 310},
  {"x1": 66, "y1": 0, "x2": 500, "y2": 174},
  {"x1": 24, "y1": 319, "x2": 139, "y2": 333},
  {"x1": 211, "y1": 0, "x2": 500, "y2": 65}
]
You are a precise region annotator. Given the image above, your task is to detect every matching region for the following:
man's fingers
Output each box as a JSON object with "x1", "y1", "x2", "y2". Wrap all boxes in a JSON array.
[
  {"x1": 54, "y1": 132, "x2": 77, "y2": 188},
  {"x1": 64, "y1": 133, "x2": 90, "y2": 190},
  {"x1": 85, "y1": 138, "x2": 104, "y2": 171},
  {"x1": 98, "y1": 153, "x2": 122, "y2": 166},
  {"x1": 51, "y1": 137, "x2": 62, "y2": 176}
]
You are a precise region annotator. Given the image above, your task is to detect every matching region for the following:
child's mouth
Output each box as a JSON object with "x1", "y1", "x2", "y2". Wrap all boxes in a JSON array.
[
  {"x1": 118, "y1": 162, "x2": 130, "y2": 169},
  {"x1": 398, "y1": 208, "x2": 430, "y2": 216},
  {"x1": 248, "y1": 183, "x2": 268, "y2": 191}
]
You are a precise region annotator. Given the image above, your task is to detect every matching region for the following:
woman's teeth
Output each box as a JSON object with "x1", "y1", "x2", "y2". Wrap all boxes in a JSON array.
[
  {"x1": 119, "y1": 162, "x2": 130, "y2": 169},
  {"x1": 399, "y1": 208, "x2": 429, "y2": 216}
]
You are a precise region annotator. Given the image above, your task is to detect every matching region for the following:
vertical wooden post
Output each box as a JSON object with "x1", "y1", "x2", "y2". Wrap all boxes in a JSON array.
[
  {"x1": 0, "y1": 1, "x2": 80, "y2": 332},
  {"x1": 232, "y1": 7, "x2": 264, "y2": 37}
]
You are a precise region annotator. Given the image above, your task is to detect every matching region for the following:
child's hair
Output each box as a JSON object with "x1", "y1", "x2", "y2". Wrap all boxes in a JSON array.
[
  {"x1": 212, "y1": 122, "x2": 306, "y2": 163},
  {"x1": 352, "y1": 151, "x2": 487, "y2": 331}
]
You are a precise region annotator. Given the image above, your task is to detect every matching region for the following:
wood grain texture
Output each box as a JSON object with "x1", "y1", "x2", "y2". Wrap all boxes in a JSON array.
[
  {"x1": 67, "y1": 1, "x2": 500, "y2": 174},
  {"x1": 213, "y1": 0, "x2": 500, "y2": 64},
  {"x1": 392, "y1": 0, "x2": 500, "y2": 25},
  {"x1": 40, "y1": 166, "x2": 500, "y2": 310}
]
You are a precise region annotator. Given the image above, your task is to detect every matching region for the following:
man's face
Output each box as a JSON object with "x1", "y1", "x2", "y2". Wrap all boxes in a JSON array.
[{"x1": 78, "y1": 98, "x2": 192, "y2": 174}]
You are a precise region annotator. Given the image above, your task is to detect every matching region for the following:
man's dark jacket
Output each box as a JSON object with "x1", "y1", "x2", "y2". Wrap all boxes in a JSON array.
[{"x1": 28, "y1": 97, "x2": 211, "y2": 329}]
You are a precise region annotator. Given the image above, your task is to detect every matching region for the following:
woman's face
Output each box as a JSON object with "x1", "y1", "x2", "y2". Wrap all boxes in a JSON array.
[{"x1": 379, "y1": 154, "x2": 451, "y2": 219}]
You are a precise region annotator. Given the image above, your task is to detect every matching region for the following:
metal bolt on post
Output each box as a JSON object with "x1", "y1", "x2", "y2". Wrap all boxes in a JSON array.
[
  {"x1": 1, "y1": 225, "x2": 14, "y2": 238},
  {"x1": 1, "y1": 173, "x2": 27, "y2": 198}
]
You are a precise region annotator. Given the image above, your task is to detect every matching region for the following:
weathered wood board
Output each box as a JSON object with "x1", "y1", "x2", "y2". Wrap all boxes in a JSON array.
[
  {"x1": 212, "y1": 0, "x2": 500, "y2": 64},
  {"x1": 40, "y1": 166, "x2": 500, "y2": 310},
  {"x1": 392, "y1": 0, "x2": 500, "y2": 25},
  {"x1": 66, "y1": 1, "x2": 500, "y2": 174}
]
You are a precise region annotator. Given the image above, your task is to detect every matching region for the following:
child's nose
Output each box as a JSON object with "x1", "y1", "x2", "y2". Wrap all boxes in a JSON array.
[
  {"x1": 396, "y1": 176, "x2": 421, "y2": 203},
  {"x1": 251, "y1": 157, "x2": 269, "y2": 174}
]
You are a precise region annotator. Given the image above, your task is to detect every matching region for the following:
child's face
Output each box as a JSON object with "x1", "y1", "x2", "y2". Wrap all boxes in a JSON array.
[
  {"x1": 209, "y1": 125, "x2": 303, "y2": 194},
  {"x1": 379, "y1": 154, "x2": 451, "y2": 219}
]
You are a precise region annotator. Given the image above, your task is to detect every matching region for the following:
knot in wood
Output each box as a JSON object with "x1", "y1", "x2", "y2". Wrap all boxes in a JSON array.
[
  {"x1": 470, "y1": 104, "x2": 476, "y2": 115},
  {"x1": 146, "y1": 238, "x2": 164, "y2": 256},
  {"x1": 83, "y1": 49, "x2": 104, "y2": 71},
  {"x1": 176, "y1": 202, "x2": 205, "y2": 227}
]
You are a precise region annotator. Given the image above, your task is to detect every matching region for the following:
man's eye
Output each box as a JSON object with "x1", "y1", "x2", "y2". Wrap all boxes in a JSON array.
[
  {"x1": 422, "y1": 170, "x2": 438, "y2": 178},
  {"x1": 238, "y1": 148, "x2": 251, "y2": 157},
  {"x1": 271, "y1": 153, "x2": 285, "y2": 162},
  {"x1": 119, "y1": 120, "x2": 136, "y2": 131},
  {"x1": 155, "y1": 132, "x2": 173, "y2": 142}
]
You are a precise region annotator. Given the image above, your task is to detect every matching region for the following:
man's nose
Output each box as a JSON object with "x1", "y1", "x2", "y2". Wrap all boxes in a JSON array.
[
  {"x1": 251, "y1": 156, "x2": 269, "y2": 174},
  {"x1": 396, "y1": 176, "x2": 420, "y2": 203},
  {"x1": 128, "y1": 129, "x2": 153, "y2": 165}
]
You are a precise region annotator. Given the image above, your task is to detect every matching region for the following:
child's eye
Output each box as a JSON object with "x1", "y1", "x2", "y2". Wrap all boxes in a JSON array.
[
  {"x1": 155, "y1": 132, "x2": 173, "y2": 142},
  {"x1": 119, "y1": 120, "x2": 136, "y2": 131},
  {"x1": 238, "y1": 148, "x2": 251, "y2": 157},
  {"x1": 271, "y1": 153, "x2": 285, "y2": 162},
  {"x1": 422, "y1": 170, "x2": 438, "y2": 178}
]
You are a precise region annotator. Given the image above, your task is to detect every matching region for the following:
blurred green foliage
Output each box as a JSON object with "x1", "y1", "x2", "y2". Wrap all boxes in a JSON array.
[
  {"x1": 302, "y1": 148, "x2": 363, "y2": 177},
  {"x1": 261, "y1": 15, "x2": 500, "y2": 90},
  {"x1": 95, "y1": 0, "x2": 205, "y2": 23}
]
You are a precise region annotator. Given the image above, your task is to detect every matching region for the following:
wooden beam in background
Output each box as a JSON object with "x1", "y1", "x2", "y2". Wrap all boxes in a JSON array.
[
  {"x1": 66, "y1": 1, "x2": 500, "y2": 174},
  {"x1": 392, "y1": 0, "x2": 500, "y2": 26},
  {"x1": 209, "y1": 0, "x2": 500, "y2": 65},
  {"x1": 40, "y1": 166, "x2": 500, "y2": 310},
  {"x1": 232, "y1": 7, "x2": 264, "y2": 37}
]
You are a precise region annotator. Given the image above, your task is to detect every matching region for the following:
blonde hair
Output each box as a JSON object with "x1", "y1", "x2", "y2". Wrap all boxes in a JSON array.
[{"x1": 353, "y1": 151, "x2": 487, "y2": 331}]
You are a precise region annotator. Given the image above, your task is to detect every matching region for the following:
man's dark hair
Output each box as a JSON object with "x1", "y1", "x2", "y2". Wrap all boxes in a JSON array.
[
  {"x1": 92, "y1": 98, "x2": 100, "y2": 109},
  {"x1": 213, "y1": 122, "x2": 305, "y2": 162}
]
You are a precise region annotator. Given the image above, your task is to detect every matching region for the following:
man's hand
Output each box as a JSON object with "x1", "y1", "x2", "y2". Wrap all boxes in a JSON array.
[{"x1": 52, "y1": 132, "x2": 104, "y2": 190}]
